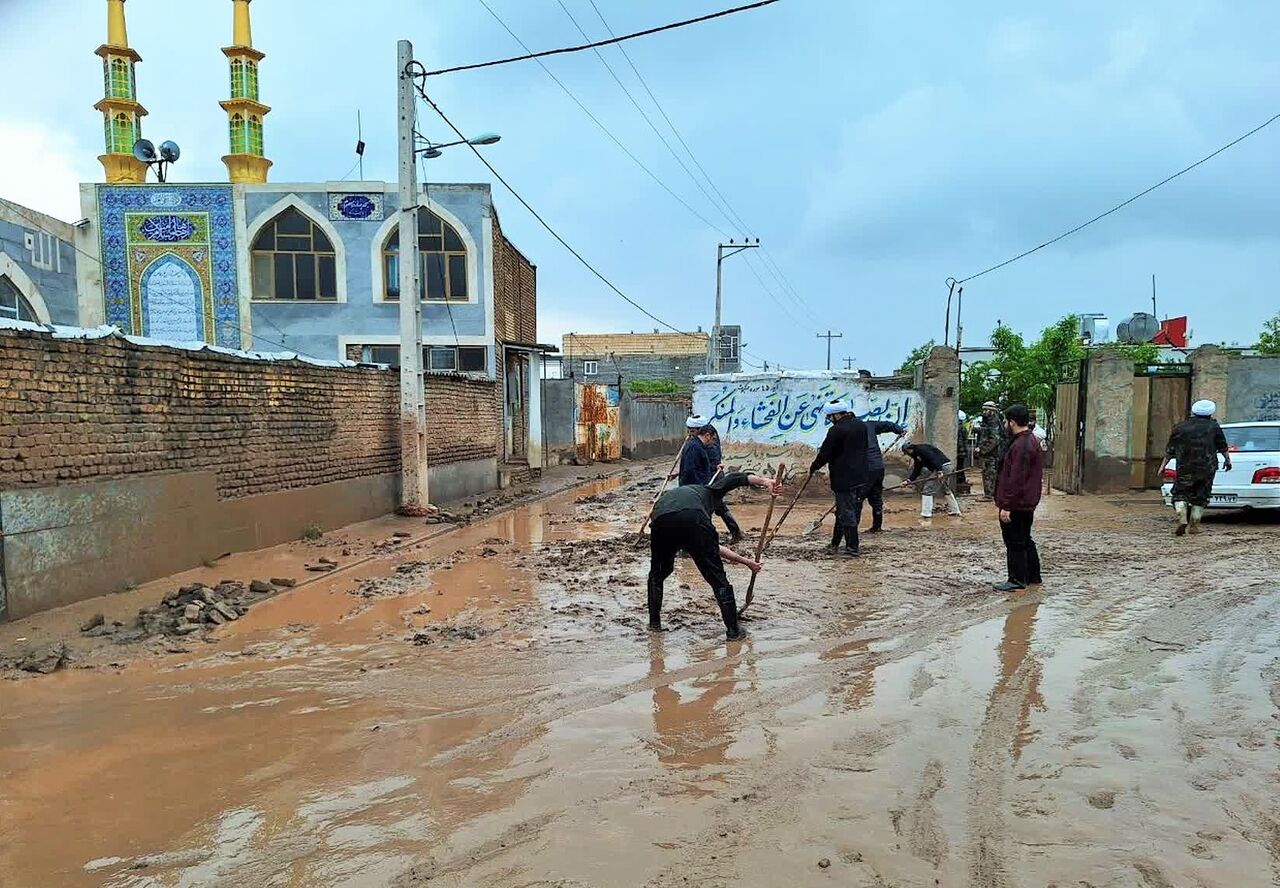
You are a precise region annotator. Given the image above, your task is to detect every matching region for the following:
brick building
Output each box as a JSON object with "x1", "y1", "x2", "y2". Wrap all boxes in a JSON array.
[{"x1": 562, "y1": 330, "x2": 729, "y2": 388}]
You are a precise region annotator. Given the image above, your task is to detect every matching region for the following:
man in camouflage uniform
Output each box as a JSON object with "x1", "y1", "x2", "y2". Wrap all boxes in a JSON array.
[
  {"x1": 1159, "y1": 399, "x2": 1231, "y2": 536},
  {"x1": 976, "y1": 401, "x2": 1007, "y2": 498}
]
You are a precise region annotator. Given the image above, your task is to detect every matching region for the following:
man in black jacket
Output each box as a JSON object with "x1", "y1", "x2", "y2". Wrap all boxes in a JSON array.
[
  {"x1": 649, "y1": 471, "x2": 783, "y2": 639},
  {"x1": 810, "y1": 400, "x2": 870, "y2": 557},
  {"x1": 903, "y1": 442, "x2": 963, "y2": 518}
]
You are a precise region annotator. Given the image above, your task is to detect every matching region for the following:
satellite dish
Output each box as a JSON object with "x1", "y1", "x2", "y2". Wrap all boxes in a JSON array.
[
  {"x1": 1115, "y1": 320, "x2": 1132, "y2": 343},
  {"x1": 1128, "y1": 312, "x2": 1160, "y2": 342},
  {"x1": 158, "y1": 140, "x2": 181, "y2": 162},
  {"x1": 132, "y1": 139, "x2": 157, "y2": 163}
]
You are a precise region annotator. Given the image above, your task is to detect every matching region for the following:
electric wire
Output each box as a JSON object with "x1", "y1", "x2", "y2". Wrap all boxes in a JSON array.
[
  {"x1": 418, "y1": 130, "x2": 464, "y2": 353},
  {"x1": 427, "y1": 0, "x2": 781, "y2": 77},
  {"x1": 0, "y1": 200, "x2": 338, "y2": 363},
  {"x1": 957, "y1": 109, "x2": 1280, "y2": 284},
  {"x1": 473, "y1": 0, "x2": 732, "y2": 240}
]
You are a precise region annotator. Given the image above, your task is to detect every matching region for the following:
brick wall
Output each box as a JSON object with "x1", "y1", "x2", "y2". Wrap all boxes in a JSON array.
[
  {"x1": 0, "y1": 326, "x2": 402, "y2": 499},
  {"x1": 424, "y1": 372, "x2": 500, "y2": 465},
  {"x1": 489, "y1": 207, "x2": 538, "y2": 467}
]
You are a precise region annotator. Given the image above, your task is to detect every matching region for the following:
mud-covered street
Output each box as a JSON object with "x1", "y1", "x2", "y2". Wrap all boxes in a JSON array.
[{"x1": 2, "y1": 460, "x2": 1278, "y2": 888}]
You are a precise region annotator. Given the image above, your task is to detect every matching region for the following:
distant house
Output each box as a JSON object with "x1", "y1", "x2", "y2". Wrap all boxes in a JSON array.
[{"x1": 562, "y1": 330, "x2": 718, "y2": 387}]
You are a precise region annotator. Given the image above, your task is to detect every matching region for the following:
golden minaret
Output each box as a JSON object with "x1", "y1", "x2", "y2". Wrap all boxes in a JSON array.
[{"x1": 220, "y1": 0, "x2": 273, "y2": 183}]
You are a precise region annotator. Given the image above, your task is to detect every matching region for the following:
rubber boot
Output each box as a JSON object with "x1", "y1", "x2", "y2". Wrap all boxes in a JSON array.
[
  {"x1": 829, "y1": 520, "x2": 842, "y2": 552},
  {"x1": 1174, "y1": 502, "x2": 1188, "y2": 536},
  {"x1": 724, "y1": 513, "x2": 744, "y2": 545},
  {"x1": 944, "y1": 491, "x2": 963, "y2": 516},
  {"x1": 920, "y1": 495, "x2": 934, "y2": 518},
  {"x1": 647, "y1": 579, "x2": 664, "y2": 630},
  {"x1": 1189, "y1": 505, "x2": 1204, "y2": 534},
  {"x1": 714, "y1": 587, "x2": 747, "y2": 640},
  {"x1": 868, "y1": 509, "x2": 884, "y2": 533}
]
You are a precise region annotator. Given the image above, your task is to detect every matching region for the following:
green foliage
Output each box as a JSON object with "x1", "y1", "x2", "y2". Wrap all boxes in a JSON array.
[
  {"x1": 301, "y1": 523, "x2": 322, "y2": 542},
  {"x1": 1258, "y1": 311, "x2": 1280, "y2": 355},
  {"x1": 895, "y1": 339, "x2": 935, "y2": 376},
  {"x1": 1094, "y1": 341, "x2": 1163, "y2": 365},
  {"x1": 628, "y1": 378, "x2": 688, "y2": 395},
  {"x1": 960, "y1": 316, "x2": 1087, "y2": 428}
]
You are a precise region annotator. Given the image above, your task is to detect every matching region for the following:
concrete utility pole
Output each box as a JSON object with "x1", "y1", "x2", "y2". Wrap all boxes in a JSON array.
[
  {"x1": 817, "y1": 330, "x2": 843, "y2": 371},
  {"x1": 712, "y1": 239, "x2": 759, "y2": 374},
  {"x1": 842, "y1": 356, "x2": 855, "y2": 370},
  {"x1": 396, "y1": 39, "x2": 428, "y2": 512}
]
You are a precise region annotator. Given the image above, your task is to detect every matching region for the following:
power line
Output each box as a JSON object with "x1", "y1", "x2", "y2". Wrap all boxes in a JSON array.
[
  {"x1": 584, "y1": 0, "x2": 822, "y2": 326},
  {"x1": 958, "y1": 109, "x2": 1280, "y2": 284},
  {"x1": 2, "y1": 199, "x2": 338, "y2": 363},
  {"x1": 411, "y1": 83, "x2": 704, "y2": 342},
  {"x1": 427, "y1": 0, "x2": 781, "y2": 77},
  {"x1": 472, "y1": 0, "x2": 731, "y2": 239}
]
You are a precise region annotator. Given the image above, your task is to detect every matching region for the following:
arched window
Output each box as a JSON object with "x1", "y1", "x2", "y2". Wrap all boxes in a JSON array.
[
  {"x1": 108, "y1": 58, "x2": 131, "y2": 98},
  {"x1": 248, "y1": 116, "x2": 264, "y2": 156},
  {"x1": 0, "y1": 276, "x2": 38, "y2": 322},
  {"x1": 251, "y1": 207, "x2": 337, "y2": 301},
  {"x1": 110, "y1": 113, "x2": 134, "y2": 153},
  {"x1": 246, "y1": 61, "x2": 260, "y2": 101},
  {"x1": 382, "y1": 208, "x2": 468, "y2": 302},
  {"x1": 230, "y1": 59, "x2": 247, "y2": 98},
  {"x1": 229, "y1": 113, "x2": 247, "y2": 154}
]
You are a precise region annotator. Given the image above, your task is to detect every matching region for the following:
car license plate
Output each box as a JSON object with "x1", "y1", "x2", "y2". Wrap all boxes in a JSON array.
[{"x1": 1211, "y1": 494, "x2": 1237, "y2": 503}]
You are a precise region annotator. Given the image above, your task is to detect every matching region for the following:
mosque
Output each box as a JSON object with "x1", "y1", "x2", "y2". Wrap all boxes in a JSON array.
[{"x1": 69, "y1": 0, "x2": 542, "y2": 389}]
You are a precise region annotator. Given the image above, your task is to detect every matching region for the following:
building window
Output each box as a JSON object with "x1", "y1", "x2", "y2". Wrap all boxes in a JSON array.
[
  {"x1": 382, "y1": 208, "x2": 468, "y2": 302},
  {"x1": 109, "y1": 113, "x2": 135, "y2": 153},
  {"x1": 358, "y1": 344, "x2": 486, "y2": 373},
  {"x1": 251, "y1": 207, "x2": 338, "y2": 301},
  {"x1": 247, "y1": 116, "x2": 264, "y2": 156},
  {"x1": 718, "y1": 332, "x2": 740, "y2": 364},
  {"x1": 246, "y1": 61, "x2": 259, "y2": 101},
  {"x1": 229, "y1": 113, "x2": 248, "y2": 154},
  {"x1": 0, "y1": 276, "x2": 38, "y2": 322},
  {"x1": 583, "y1": 360, "x2": 598, "y2": 376},
  {"x1": 230, "y1": 59, "x2": 246, "y2": 98},
  {"x1": 105, "y1": 57, "x2": 132, "y2": 99}
]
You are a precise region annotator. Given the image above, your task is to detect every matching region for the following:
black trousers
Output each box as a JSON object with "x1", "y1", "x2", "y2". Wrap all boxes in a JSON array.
[
  {"x1": 830, "y1": 489, "x2": 865, "y2": 553},
  {"x1": 1000, "y1": 509, "x2": 1042, "y2": 586},
  {"x1": 865, "y1": 468, "x2": 886, "y2": 528},
  {"x1": 713, "y1": 499, "x2": 742, "y2": 538},
  {"x1": 649, "y1": 510, "x2": 737, "y2": 631}
]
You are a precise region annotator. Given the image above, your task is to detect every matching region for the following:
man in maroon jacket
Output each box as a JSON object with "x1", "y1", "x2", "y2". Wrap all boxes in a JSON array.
[{"x1": 993, "y1": 404, "x2": 1044, "y2": 592}]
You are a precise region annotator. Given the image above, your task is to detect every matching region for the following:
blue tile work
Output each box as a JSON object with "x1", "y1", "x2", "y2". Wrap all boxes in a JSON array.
[
  {"x1": 97, "y1": 185, "x2": 242, "y2": 347},
  {"x1": 328, "y1": 193, "x2": 384, "y2": 221}
]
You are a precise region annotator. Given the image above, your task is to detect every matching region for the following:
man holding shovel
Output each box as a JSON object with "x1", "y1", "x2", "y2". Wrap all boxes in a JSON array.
[
  {"x1": 648, "y1": 471, "x2": 783, "y2": 640},
  {"x1": 810, "y1": 400, "x2": 870, "y2": 557}
]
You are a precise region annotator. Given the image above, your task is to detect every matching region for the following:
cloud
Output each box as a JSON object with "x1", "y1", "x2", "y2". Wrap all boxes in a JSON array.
[{"x1": 0, "y1": 118, "x2": 91, "y2": 221}]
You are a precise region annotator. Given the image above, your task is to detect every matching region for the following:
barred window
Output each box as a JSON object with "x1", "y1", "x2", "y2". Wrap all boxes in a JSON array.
[{"x1": 251, "y1": 208, "x2": 337, "y2": 301}]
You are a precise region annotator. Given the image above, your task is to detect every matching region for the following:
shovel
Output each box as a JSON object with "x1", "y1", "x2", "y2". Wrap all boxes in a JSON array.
[
  {"x1": 738, "y1": 462, "x2": 786, "y2": 618},
  {"x1": 636, "y1": 438, "x2": 689, "y2": 542},
  {"x1": 799, "y1": 432, "x2": 905, "y2": 537}
]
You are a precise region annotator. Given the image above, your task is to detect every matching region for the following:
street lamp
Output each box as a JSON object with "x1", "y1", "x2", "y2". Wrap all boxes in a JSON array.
[
  {"x1": 712, "y1": 238, "x2": 760, "y2": 374},
  {"x1": 415, "y1": 132, "x2": 501, "y2": 158}
]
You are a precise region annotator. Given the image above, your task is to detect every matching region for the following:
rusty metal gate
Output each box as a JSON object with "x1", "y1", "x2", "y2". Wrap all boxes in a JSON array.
[
  {"x1": 1051, "y1": 360, "x2": 1086, "y2": 493},
  {"x1": 576, "y1": 383, "x2": 621, "y2": 462},
  {"x1": 1131, "y1": 366, "x2": 1192, "y2": 488}
]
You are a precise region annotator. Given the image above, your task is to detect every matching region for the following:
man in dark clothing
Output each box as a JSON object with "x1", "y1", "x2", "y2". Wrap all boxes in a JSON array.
[
  {"x1": 903, "y1": 442, "x2": 962, "y2": 517},
  {"x1": 993, "y1": 404, "x2": 1045, "y2": 591},
  {"x1": 677, "y1": 416, "x2": 713, "y2": 486},
  {"x1": 832, "y1": 418, "x2": 907, "y2": 546},
  {"x1": 1158, "y1": 399, "x2": 1231, "y2": 536},
  {"x1": 977, "y1": 401, "x2": 1007, "y2": 498},
  {"x1": 648, "y1": 471, "x2": 783, "y2": 639},
  {"x1": 703, "y1": 425, "x2": 743, "y2": 543},
  {"x1": 810, "y1": 400, "x2": 870, "y2": 557}
]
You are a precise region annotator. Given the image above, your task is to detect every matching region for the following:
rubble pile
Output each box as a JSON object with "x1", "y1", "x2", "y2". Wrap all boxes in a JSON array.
[{"x1": 101, "y1": 577, "x2": 295, "y2": 641}]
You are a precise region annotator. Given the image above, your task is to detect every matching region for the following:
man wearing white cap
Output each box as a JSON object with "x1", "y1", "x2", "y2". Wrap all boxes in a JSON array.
[
  {"x1": 1159, "y1": 399, "x2": 1231, "y2": 536},
  {"x1": 810, "y1": 400, "x2": 870, "y2": 557}
]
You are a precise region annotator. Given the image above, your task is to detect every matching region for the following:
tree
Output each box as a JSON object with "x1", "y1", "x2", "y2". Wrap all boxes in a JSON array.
[
  {"x1": 896, "y1": 339, "x2": 935, "y2": 376},
  {"x1": 1095, "y1": 341, "x2": 1163, "y2": 365},
  {"x1": 1258, "y1": 311, "x2": 1280, "y2": 355}
]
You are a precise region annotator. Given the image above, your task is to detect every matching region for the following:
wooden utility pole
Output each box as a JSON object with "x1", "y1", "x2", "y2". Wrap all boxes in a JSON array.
[
  {"x1": 397, "y1": 40, "x2": 428, "y2": 511},
  {"x1": 817, "y1": 330, "x2": 843, "y2": 371}
]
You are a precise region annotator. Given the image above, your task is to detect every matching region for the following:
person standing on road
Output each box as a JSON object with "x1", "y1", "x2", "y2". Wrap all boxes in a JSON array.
[
  {"x1": 677, "y1": 416, "x2": 713, "y2": 487},
  {"x1": 861, "y1": 418, "x2": 907, "y2": 535},
  {"x1": 1158, "y1": 399, "x2": 1231, "y2": 537},
  {"x1": 810, "y1": 400, "x2": 870, "y2": 557},
  {"x1": 903, "y1": 442, "x2": 963, "y2": 518},
  {"x1": 977, "y1": 401, "x2": 1007, "y2": 498},
  {"x1": 993, "y1": 404, "x2": 1044, "y2": 592},
  {"x1": 702, "y1": 424, "x2": 743, "y2": 543},
  {"x1": 648, "y1": 471, "x2": 783, "y2": 639}
]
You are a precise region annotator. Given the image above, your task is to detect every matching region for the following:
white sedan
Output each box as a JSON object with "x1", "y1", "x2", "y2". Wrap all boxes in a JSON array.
[{"x1": 1161, "y1": 421, "x2": 1280, "y2": 510}]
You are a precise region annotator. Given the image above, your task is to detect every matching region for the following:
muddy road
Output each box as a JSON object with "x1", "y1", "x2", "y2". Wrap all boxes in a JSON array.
[{"x1": 2, "y1": 461, "x2": 1278, "y2": 887}]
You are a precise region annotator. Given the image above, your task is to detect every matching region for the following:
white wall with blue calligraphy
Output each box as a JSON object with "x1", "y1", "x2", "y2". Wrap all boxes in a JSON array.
[{"x1": 694, "y1": 372, "x2": 923, "y2": 451}]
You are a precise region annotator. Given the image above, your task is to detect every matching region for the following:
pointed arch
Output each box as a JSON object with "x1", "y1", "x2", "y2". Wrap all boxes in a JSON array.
[
  {"x1": 246, "y1": 195, "x2": 346, "y2": 303},
  {"x1": 229, "y1": 113, "x2": 247, "y2": 154},
  {"x1": 370, "y1": 197, "x2": 478, "y2": 305},
  {"x1": 0, "y1": 251, "x2": 53, "y2": 323}
]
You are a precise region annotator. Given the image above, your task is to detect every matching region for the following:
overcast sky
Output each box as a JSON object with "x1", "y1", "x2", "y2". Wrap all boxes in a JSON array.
[{"x1": 2, "y1": 1, "x2": 1277, "y2": 370}]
